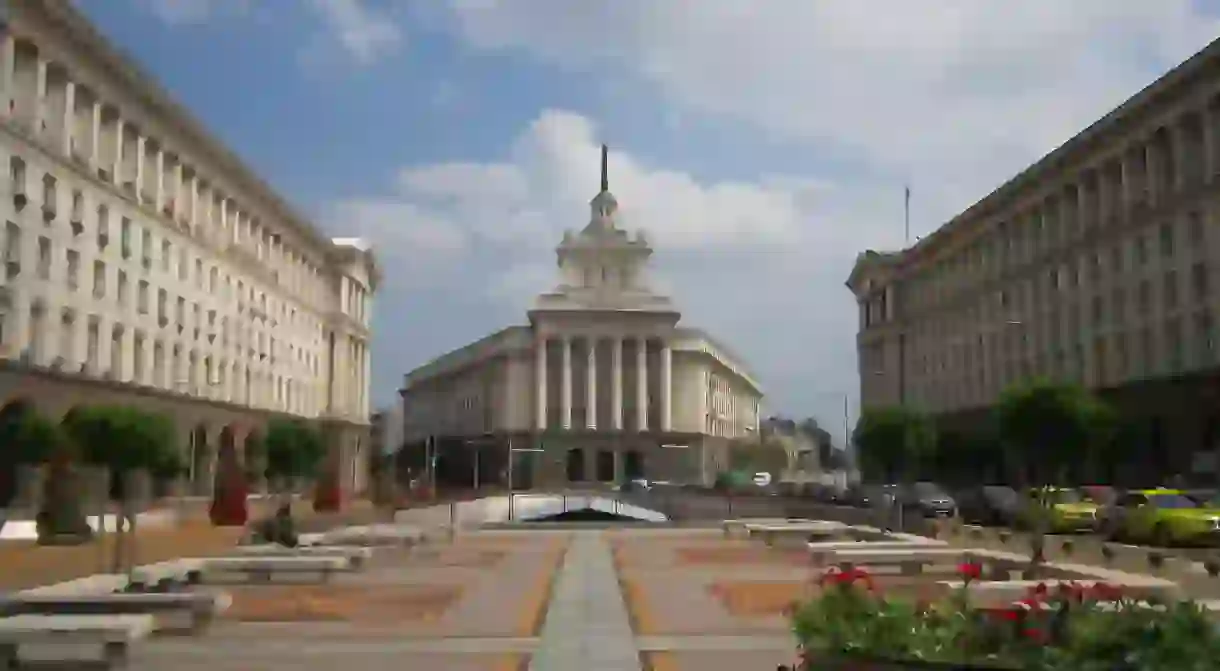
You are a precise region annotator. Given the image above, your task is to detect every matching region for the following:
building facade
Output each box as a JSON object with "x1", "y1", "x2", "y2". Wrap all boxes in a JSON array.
[
  {"x1": 0, "y1": 1, "x2": 377, "y2": 497},
  {"x1": 847, "y1": 37, "x2": 1220, "y2": 482},
  {"x1": 399, "y1": 147, "x2": 763, "y2": 488}
]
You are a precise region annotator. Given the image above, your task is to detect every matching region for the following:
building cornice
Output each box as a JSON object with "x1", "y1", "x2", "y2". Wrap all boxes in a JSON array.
[
  {"x1": 885, "y1": 35, "x2": 1220, "y2": 275},
  {"x1": 29, "y1": 0, "x2": 335, "y2": 255}
]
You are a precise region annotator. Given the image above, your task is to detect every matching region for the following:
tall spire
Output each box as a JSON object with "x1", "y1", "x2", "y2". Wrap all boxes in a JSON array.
[{"x1": 600, "y1": 144, "x2": 609, "y2": 193}]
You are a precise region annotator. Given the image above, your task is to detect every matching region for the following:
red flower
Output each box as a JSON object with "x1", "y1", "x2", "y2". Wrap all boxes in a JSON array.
[
  {"x1": 958, "y1": 561, "x2": 983, "y2": 581},
  {"x1": 1089, "y1": 582, "x2": 1123, "y2": 602},
  {"x1": 1025, "y1": 582, "x2": 1049, "y2": 601},
  {"x1": 1023, "y1": 627, "x2": 1047, "y2": 642},
  {"x1": 817, "y1": 566, "x2": 875, "y2": 591}
]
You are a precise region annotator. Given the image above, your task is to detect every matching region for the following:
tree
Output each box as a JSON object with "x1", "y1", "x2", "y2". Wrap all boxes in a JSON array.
[
  {"x1": 5, "y1": 409, "x2": 92, "y2": 545},
  {"x1": 63, "y1": 405, "x2": 176, "y2": 569},
  {"x1": 995, "y1": 379, "x2": 1115, "y2": 569},
  {"x1": 264, "y1": 419, "x2": 326, "y2": 494},
  {"x1": 995, "y1": 379, "x2": 1116, "y2": 488},
  {"x1": 852, "y1": 406, "x2": 935, "y2": 483}
]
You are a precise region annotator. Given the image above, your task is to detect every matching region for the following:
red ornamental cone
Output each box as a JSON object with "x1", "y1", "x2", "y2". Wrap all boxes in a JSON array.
[{"x1": 209, "y1": 461, "x2": 249, "y2": 526}]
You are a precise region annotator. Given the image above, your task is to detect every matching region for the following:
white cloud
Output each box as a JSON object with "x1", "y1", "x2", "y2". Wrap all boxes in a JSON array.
[
  {"x1": 440, "y1": 0, "x2": 1220, "y2": 223},
  {"x1": 333, "y1": 109, "x2": 888, "y2": 425},
  {"x1": 390, "y1": 0, "x2": 1220, "y2": 428},
  {"x1": 308, "y1": 0, "x2": 403, "y2": 65},
  {"x1": 143, "y1": 0, "x2": 247, "y2": 24}
]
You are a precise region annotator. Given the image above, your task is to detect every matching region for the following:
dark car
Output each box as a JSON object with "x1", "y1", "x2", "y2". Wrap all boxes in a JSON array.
[
  {"x1": 898, "y1": 481, "x2": 958, "y2": 518},
  {"x1": 956, "y1": 485, "x2": 1020, "y2": 526}
]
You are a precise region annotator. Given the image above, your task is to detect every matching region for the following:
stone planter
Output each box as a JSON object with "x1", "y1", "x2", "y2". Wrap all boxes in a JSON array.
[
  {"x1": 11, "y1": 463, "x2": 46, "y2": 515},
  {"x1": 793, "y1": 653, "x2": 1017, "y2": 670}
]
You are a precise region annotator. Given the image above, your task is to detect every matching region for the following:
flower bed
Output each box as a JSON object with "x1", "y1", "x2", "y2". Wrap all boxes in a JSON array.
[{"x1": 786, "y1": 561, "x2": 1220, "y2": 670}]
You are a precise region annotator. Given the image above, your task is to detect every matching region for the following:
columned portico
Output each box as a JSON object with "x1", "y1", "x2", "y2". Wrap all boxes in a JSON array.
[{"x1": 532, "y1": 333, "x2": 672, "y2": 435}]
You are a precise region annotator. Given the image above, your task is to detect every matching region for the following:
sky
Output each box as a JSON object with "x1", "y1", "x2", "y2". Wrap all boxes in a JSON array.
[{"x1": 77, "y1": 0, "x2": 1220, "y2": 441}]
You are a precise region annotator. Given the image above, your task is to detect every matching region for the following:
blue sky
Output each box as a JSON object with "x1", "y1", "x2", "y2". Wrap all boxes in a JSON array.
[{"x1": 79, "y1": 0, "x2": 1220, "y2": 439}]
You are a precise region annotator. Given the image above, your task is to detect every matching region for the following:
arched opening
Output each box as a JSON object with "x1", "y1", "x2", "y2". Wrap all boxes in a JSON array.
[
  {"x1": 565, "y1": 448, "x2": 584, "y2": 483},
  {"x1": 623, "y1": 450, "x2": 644, "y2": 480},
  {"x1": 0, "y1": 399, "x2": 34, "y2": 507},
  {"x1": 189, "y1": 424, "x2": 210, "y2": 496}
]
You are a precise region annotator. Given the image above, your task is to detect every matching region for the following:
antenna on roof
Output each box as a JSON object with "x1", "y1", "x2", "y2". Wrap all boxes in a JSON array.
[{"x1": 600, "y1": 144, "x2": 609, "y2": 193}]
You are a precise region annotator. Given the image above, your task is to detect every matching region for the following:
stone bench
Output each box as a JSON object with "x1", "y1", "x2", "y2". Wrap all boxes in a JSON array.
[
  {"x1": 808, "y1": 540, "x2": 949, "y2": 566},
  {"x1": 200, "y1": 555, "x2": 351, "y2": 583},
  {"x1": 19, "y1": 574, "x2": 129, "y2": 597},
  {"x1": 316, "y1": 524, "x2": 424, "y2": 547},
  {"x1": 0, "y1": 614, "x2": 154, "y2": 669},
  {"x1": 0, "y1": 591, "x2": 231, "y2": 634},
  {"x1": 721, "y1": 518, "x2": 804, "y2": 539},
  {"x1": 127, "y1": 559, "x2": 206, "y2": 591},
  {"x1": 745, "y1": 521, "x2": 847, "y2": 547},
  {"x1": 828, "y1": 547, "x2": 1028, "y2": 577},
  {"x1": 230, "y1": 544, "x2": 374, "y2": 568}
]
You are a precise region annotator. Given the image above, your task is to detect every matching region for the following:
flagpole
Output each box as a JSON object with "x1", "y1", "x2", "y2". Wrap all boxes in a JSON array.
[{"x1": 904, "y1": 185, "x2": 911, "y2": 246}]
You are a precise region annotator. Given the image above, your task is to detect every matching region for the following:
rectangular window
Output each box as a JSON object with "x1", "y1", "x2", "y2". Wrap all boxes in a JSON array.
[
  {"x1": 1192, "y1": 262, "x2": 1208, "y2": 301},
  {"x1": 66, "y1": 249, "x2": 79, "y2": 290},
  {"x1": 1160, "y1": 222, "x2": 1175, "y2": 258},
  {"x1": 137, "y1": 280, "x2": 149, "y2": 314},
  {"x1": 161, "y1": 240, "x2": 172, "y2": 272},
  {"x1": 117, "y1": 270, "x2": 128, "y2": 306},
  {"x1": 120, "y1": 217, "x2": 132, "y2": 260},
  {"x1": 36, "y1": 236, "x2": 50, "y2": 280},
  {"x1": 93, "y1": 261, "x2": 105, "y2": 299},
  {"x1": 1163, "y1": 271, "x2": 1178, "y2": 310}
]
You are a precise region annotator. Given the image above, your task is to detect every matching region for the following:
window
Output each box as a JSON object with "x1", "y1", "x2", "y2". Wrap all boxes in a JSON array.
[
  {"x1": 195, "y1": 259, "x2": 204, "y2": 289},
  {"x1": 178, "y1": 249, "x2": 188, "y2": 281},
  {"x1": 1111, "y1": 288, "x2": 1125, "y2": 325},
  {"x1": 1192, "y1": 262, "x2": 1208, "y2": 301},
  {"x1": 1091, "y1": 294, "x2": 1104, "y2": 326},
  {"x1": 141, "y1": 229, "x2": 152, "y2": 269},
  {"x1": 1135, "y1": 235, "x2": 1148, "y2": 265},
  {"x1": 1163, "y1": 271, "x2": 1178, "y2": 310},
  {"x1": 120, "y1": 218, "x2": 132, "y2": 260},
  {"x1": 1197, "y1": 311, "x2": 1216, "y2": 364},
  {"x1": 96, "y1": 205, "x2": 109, "y2": 250},
  {"x1": 36, "y1": 236, "x2": 50, "y2": 280},
  {"x1": 92, "y1": 261, "x2": 105, "y2": 299},
  {"x1": 1111, "y1": 244, "x2": 1123, "y2": 272},
  {"x1": 133, "y1": 333, "x2": 145, "y2": 381},
  {"x1": 1189, "y1": 211, "x2": 1206, "y2": 246},
  {"x1": 117, "y1": 270, "x2": 128, "y2": 306},
  {"x1": 9, "y1": 156, "x2": 25, "y2": 195},
  {"x1": 1159, "y1": 222, "x2": 1174, "y2": 258},
  {"x1": 66, "y1": 249, "x2": 79, "y2": 290},
  {"x1": 137, "y1": 280, "x2": 149, "y2": 314},
  {"x1": 161, "y1": 240, "x2": 171, "y2": 272},
  {"x1": 41, "y1": 174, "x2": 56, "y2": 217},
  {"x1": 1138, "y1": 280, "x2": 1152, "y2": 312},
  {"x1": 157, "y1": 289, "x2": 168, "y2": 324}
]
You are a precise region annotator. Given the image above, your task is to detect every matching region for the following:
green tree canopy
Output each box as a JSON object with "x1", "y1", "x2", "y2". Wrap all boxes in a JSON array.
[
  {"x1": 11, "y1": 410, "x2": 70, "y2": 465},
  {"x1": 264, "y1": 419, "x2": 326, "y2": 480},
  {"x1": 995, "y1": 379, "x2": 1116, "y2": 486},
  {"x1": 852, "y1": 406, "x2": 935, "y2": 482},
  {"x1": 63, "y1": 405, "x2": 175, "y2": 475}
]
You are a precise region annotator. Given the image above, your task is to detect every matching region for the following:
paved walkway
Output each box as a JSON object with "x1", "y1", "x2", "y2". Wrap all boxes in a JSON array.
[{"x1": 529, "y1": 531, "x2": 641, "y2": 671}]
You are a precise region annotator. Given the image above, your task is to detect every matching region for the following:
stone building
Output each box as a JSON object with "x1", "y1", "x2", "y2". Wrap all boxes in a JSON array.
[
  {"x1": 0, "y1": 1, "x2": 377, "y2": 500},
  {"x1": 848, "y1": 36, "x2": 1220, "y2": 482},
  {"x1": 398, "y1": 147, "x2": 764, "y2": 488}
]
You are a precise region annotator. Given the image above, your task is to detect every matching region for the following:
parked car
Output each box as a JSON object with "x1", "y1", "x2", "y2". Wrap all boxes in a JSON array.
[
  {"x1": 897, "y1": 481, "x2": 957, "y2": 518},
  {"x1": 1017, "y1": 487, "x2": 1099, "y2": 533},
  {"x1": 1103, "y1": 488, "x2": 1220, "y2": 546},
  {"x1": 955, "y1": 485, "x2": 1021, "y2": 527},
  {"x1": 1184, "y1": 488, "x2": 1218, "y2": 505},
  {"x1": 841, "y1": 484, "x2": 885, "y2": 508}
]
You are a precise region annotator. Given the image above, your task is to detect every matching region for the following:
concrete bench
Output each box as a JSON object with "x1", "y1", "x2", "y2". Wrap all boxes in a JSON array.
[
  {"x1": 201, "y1": 555, "x2": 351, "y2": 583},
  {"x1": 317, "y1": 524, "x2": 423, "y2": 547},
  {"x1": 0, "y1": 591, "x2": 231, "y2": 633},
  {"x1": 745, "y1": 522, "x2": 847, "y2": 547},
  {"x1": 0, "y1": 614, "x2": 154, "y2": 669},
  {"x1": 830, "y1": 548, "x2": 969, "y2": 575},
  {"x1": 128, "y1": 559, "x2": 206, "y2": 591},
  {"x1": 721, "y1": 518, "x2": 804, "y2": 539},
  {"x1": 230, "y1": 544, "x2": 374, "y2": 568},
  {"x1": 808, "y1": 540, "x2": 949, "y2": 566},
  {"x1": 19, "y1": 574, "x2": 128, "y2": 597}
]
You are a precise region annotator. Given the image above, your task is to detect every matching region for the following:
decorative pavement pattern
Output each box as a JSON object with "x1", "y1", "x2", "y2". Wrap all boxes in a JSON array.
[{"x1": 11, "y1": 527, "x2": 814, "y2": 670}]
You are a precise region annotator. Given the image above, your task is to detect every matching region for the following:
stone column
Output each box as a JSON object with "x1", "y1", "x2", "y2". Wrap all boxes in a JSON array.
[
  {"x1": 33, "y1": 58, "x2": 46, "y2": 134},
  {"x1": 134, "y1": 136, "x2": 146, "y2": 203},
  {"x1": 611, "y1": 336, "x2": 623, "y2": 430},
  {"x1": 586, "y1": 337, "x2": 598, "y2": 430},
  {"x1": 0, "y1": 35, "x2": 14, "y2": 116},
  {"x1": 111, "y1": 118, "x2": 124, "y2": 186},
  {"x1": 154, "y1": 149, "x2": 164, "y2": 211},
  {"x1": 636, "y1": 338, "x2": 648, "y2": 431},
  {"x1": 60, "y1": 80, "x2": 74, "y2": 156},
  {"x1": 89, "y1": 102, "x2": 101, "y2": 170},
  {"x1": 660, "y1": 341, "x2": 673, "y2": 432},
  {"x1": 561, "y1": 335, "x2": 573, "y2": 430}
]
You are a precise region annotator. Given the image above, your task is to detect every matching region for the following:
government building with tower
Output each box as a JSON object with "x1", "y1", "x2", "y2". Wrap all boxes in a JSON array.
[{"x1": 397, "y1": 147, "x2": 764, "y2": 488}]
